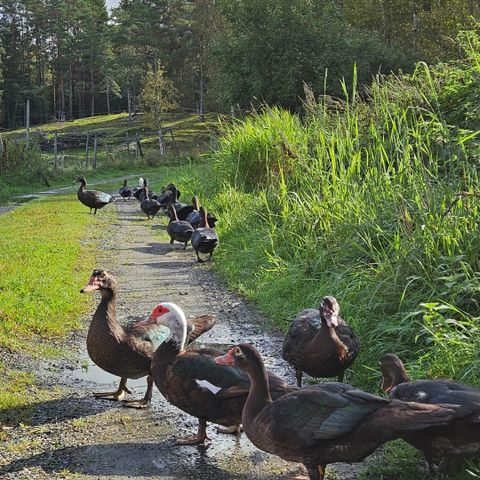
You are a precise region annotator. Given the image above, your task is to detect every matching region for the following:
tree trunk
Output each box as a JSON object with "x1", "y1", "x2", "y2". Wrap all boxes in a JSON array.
[
  {"x1": 106, "y1": 83, "x2": 111, "y2": 115},
  {"x1": 69, "y1": 62, "x2": 73, "y2": 120},
  {"x1": 90, "y1": 48, "x2": 95, "y2": 116}
]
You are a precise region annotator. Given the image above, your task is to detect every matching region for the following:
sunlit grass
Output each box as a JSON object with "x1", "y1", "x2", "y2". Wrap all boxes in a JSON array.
[{"x1": 0, "y1": 195, "x2": 98, "y2": 350}]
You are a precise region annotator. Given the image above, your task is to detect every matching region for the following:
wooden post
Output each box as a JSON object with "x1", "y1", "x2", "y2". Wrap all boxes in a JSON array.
[
  {"x1": 158, "y1": 128, "x2": 166, "y2": 156},
  {"x1": 93, "y1": 134, "x2": 98, "y2": 168},
  {"x1": 0, "y1": 133, "x2": 4, "y2": 159},
  {"x1": 126, "y1": 131, "x2": 130, "y2": 157},
  {"x1": 26, "y1": 99, "x2": 30, "y2": 148},
  {"x1": 170, "y1": 130, "x2": 180, "y2": 157},
  {"x1": 54, "y1": 132, "x2": 58, "y2": 169},
  {"x1": 135, "y1": 133, "x2": 139, "y2": 160},
  {"x1": 128, "y1": 89, "x2": 132, "y2": 125},
  {"x1": 85, "y1": 132, "x2": 90, "y2": 168},
  {"x1": 136, "y1": 133, "x2": 143, "y2": 158}
]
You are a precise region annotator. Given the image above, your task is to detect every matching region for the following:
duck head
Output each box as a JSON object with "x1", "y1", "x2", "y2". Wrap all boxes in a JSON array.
[
  {"x1": 148, "y1": 302, "x2": 188, "y2": 351},
  {"x1": 320, "y1": 296, "x2": 340, "y2": 327},
  {"x1": 380, "y1": 353, "x2": 410, "y2": 393},
  {"x1": 80, "y1": 269, "x2": 117, "y2": 296},
  {"x1": 75, "y1": 176, "x2": 87, "y2": 186},
  {"x1": 215, "y1": 344, "x2": 262, "y2": 373}
]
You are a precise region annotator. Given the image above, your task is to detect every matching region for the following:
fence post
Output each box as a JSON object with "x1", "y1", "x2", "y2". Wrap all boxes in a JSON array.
[
  {"x1": 85, "y1": 132, "x2": 90, "y2": 168},
  {"x1": 136, "y1": 133, "x2": 143, "y2": 158},
  {"x1": 54, "y1": 132, "x2": 58, "y2": 169},
  {"x1": 0, "y1": 133, "x2": 4, "y2": 159},
  {"x1": 93, "y1": 134, "x2": 98, "y2": 169},
  {"x1": 126, "y1": 131, "x2": 130, "y2": 157},
  {"x1": 26, "y1": 99, "x2": 30, "y2": 149},
  {"x1": 158, "y1": 128, "x2": 165, "y2": 156}
]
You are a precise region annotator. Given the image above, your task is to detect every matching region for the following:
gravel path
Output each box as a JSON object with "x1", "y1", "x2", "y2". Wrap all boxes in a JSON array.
[{"x1": 0, "y1": 197, "x2": 363, "y2": 480}]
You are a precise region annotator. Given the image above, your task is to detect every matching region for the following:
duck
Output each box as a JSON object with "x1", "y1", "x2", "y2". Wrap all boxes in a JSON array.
[
  {"x1": 119, "y1": 180, "x2": 133, "y2": 201},
  {"x1": 140, "y1": 179, "x2": 161, "y2": 219},
  {"x1": 215, "y1": 344, "x2": 459, "y2": 480},
  {"x1": 165, "y1": 185, "x2": 194, "y2": 220},
  {"x1": 167, "y1": 205, "x2": 194, "y2": 249},
  {"x1": 191, "y1": 207, "x2": 219, "y2": 263},
  {"x1": 282, "y1": 296, "x2": 360, "y2": 387},
  {"x1": 380, "y1": 353, "x2": 480, "y2": 472},
  {"x1": 157, "y1": 182, "x2": 179, "y2": 203},
  {"x1": 133, "y1": 177, "x2": 145, "y2": 200},
  {"x1": 148, "y1": 304, "x2": 296, "y2": 445},
  {"x1": 186, "y1": 196, "x2": 218, "y2": 229},
  {"x1": 76, "y1": 176, "x2": 113, "y2": 214},
  {"x1": 80, "y1": 269, "x2": 216, "y2": 408}
]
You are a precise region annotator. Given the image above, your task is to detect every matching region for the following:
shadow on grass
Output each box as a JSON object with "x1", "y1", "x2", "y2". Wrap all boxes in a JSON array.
[{"x1": 0, "y1": 395, "x2": 114, "y2": 428}]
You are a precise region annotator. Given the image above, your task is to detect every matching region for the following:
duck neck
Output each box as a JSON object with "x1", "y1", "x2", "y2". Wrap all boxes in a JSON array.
[
  {"x1": 169, "y1": 207, "x2": 179, "y2": 222},
  {"x1": 199, "y1": 210, "x2": 209, "y2": 228},
  {"x1": 192, "y1": 196, "x2": 199, "y2": 211},
  {"x1": 318, "y1": 316, "x2": 346, "y2": 351},
  {"x1": 243, "y1": 358, "x2": 272, "y2": 422},
  {"x1": 78, "y1": 179, "x2": 86, "y2": 191},
  {"x1": 123, "y1": 180, "x2": 127, "y2": 187},
  {"x1": 390, "y1": 368, "x2": 410, "y2": 388},
  {"x1": 93, "y1": 288, "x2": 118, "y2": 332}
]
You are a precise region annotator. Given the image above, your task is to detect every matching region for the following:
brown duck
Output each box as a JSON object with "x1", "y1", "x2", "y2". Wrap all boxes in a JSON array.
[
  {"x1": 81, "y1": 270, "x2": 216, "y2": 408},
  {"x1": 76, "y1": 176, "x2": 113, "y2": 214},
  {"x1": 147, "y1": 303, "x2": 296, "y2": 445},
  {"x1": 216, "y1": 344, "x2": 459, "y2": 480},
  {"x1": 282, "y1": 296, "x2": 360, "y2": 386},
  {"x1": 381, "y1": 353, "x2": 480, "y2": 472}
]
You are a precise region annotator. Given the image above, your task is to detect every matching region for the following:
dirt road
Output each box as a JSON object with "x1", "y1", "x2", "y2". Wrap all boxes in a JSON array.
[{"x1": 0, "y1": 196, "x2": 361, "y2": 479}]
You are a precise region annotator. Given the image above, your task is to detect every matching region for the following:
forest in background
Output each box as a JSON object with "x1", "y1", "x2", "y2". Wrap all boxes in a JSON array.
[{"x1": 1, "y1": 0, "x2": 480, "y2": 129}]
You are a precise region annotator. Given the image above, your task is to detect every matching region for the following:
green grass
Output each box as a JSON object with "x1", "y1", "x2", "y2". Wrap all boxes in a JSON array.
[
  {"x1": 0, "y1": 195, "x2": 102, "y2": 351},
  {"x1": 0, "y1": 193, "x2": 110, "y2": 426}
]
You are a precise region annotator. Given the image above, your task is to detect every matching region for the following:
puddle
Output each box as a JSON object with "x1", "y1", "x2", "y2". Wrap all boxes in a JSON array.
[{"x1": 72, "y1": 359, "x2": 146, "y2": 389}]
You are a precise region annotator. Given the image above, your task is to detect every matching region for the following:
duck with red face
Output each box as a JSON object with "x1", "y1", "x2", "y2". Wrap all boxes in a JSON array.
[{"x1": 80, "y1": 269, "x2": 215, "y2": 408}]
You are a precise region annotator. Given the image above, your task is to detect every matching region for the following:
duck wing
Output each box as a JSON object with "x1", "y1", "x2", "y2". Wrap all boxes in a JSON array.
[
  {"x1": 391, "y1": 380, "x2": 480, "y2": 419},
  {"x1": 257, "y1": 383, "x2": 387, "y2": 449},
  {"x1": 86, "y1": 190, "x2": 112, "y2": 203},
  {"x1": 172, "y1": 351, "x2": 251, "y2": 398},
  {"x1": 186, "y1": 314, "x2": 217, "y2": 343},
  {"x1": 282, "y1": 309, "x2": 320, "y2": 359}
]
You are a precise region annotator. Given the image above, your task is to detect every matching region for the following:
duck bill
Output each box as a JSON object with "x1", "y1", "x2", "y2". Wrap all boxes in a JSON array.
[
  {"x1": 215, "y1": 349, "x2": 235, "y2": 366},
  {"x1": 325, "y1": 312, "x2": 339, "y2": 328},
  {"x1": 80, "y1": 276, "x2": 101, "y2": 293}
]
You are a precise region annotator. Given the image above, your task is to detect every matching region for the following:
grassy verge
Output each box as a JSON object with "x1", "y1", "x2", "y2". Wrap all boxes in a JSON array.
[{"x1": 0, "y1": 194, "x2": 111, "y2": 425}]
